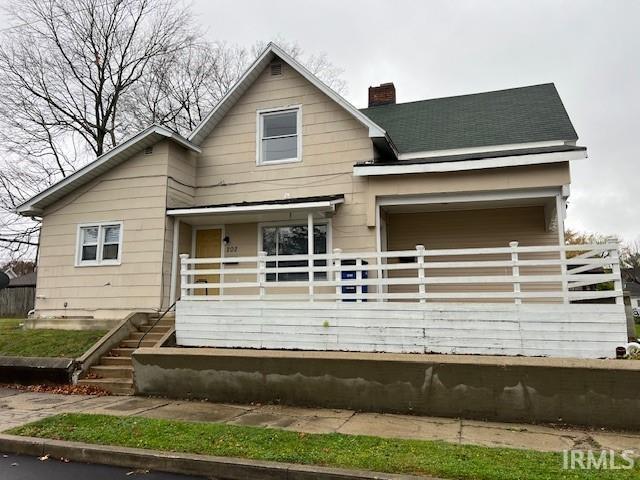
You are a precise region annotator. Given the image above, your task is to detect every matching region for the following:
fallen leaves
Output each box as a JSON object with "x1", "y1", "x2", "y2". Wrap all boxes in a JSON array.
[{"x1": 0, "y1": 383, "x2": 110, "y2": 396}]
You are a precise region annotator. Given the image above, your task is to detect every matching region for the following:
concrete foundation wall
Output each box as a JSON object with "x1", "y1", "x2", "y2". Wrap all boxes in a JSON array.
[
  {"x1": 23, "y1": 317, "x2": 121, "y2": 331},
  {"x1": 133, "y1": 348, "x2": 640, "y2": 429}
]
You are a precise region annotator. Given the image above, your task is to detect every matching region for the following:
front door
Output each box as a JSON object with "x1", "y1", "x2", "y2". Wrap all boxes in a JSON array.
[{"x1": 195, "y1": 228, "x2": 222, "y2": 296}]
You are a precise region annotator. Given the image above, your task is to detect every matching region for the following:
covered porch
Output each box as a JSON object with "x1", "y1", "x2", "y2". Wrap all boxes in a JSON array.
[{"x1": 166, "y1": 190, "x2": 627, "y2": 359}]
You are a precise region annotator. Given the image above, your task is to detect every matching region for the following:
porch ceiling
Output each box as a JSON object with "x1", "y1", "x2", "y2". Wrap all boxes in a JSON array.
[{"x1": 167, "y1": 194, "x2": 344, "y2": 225}]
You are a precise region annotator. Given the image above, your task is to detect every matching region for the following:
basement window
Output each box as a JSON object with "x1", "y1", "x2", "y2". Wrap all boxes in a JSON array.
[
  {"x1": 76, "y1": 222, "x2": 123, "y2": 266},
  {"x1": 257, "y1": 106, "x2": 301, "y2": 165}
]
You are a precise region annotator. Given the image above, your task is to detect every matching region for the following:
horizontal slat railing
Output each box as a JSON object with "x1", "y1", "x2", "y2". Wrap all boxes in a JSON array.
[{"x1": 179, "y1": 242, "x2": 623, "y2": 304}]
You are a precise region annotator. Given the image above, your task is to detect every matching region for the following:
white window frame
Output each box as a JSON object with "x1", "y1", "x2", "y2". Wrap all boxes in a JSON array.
[
  {"x1": 75, "y1": 221, "x2": 123, "y2": 267},
  {"x1": 256, "y1": 105, "x2": 302, "y2": 166},
  {"x1": 257, "y1": 219, "x2": 331, "y2": 282}
]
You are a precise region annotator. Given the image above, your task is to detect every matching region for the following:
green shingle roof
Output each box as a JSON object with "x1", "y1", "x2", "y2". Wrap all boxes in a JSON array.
[{"x1": 360, "y1": 83, "x2": 578, "y2": 155}]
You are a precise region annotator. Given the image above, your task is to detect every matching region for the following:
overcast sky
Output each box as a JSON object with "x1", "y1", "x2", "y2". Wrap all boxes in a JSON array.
[
  {"x1": 1, "y1": 1, "x2": 638, "y2": 241},
  {"x1": 189, "y1": 0, "x2": 639, "y2": 241}
]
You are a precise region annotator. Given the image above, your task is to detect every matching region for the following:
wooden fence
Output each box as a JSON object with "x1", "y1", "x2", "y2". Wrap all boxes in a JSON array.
[{"x1": 0, "y1": 287, "x2": 35, "y2": 317}]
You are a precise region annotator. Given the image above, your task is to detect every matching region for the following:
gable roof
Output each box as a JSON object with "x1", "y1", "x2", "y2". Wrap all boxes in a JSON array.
[
  {"x1": 361, "y1": 83, "x2": 578, "y2": 156},
  {"x1": 188, "y1": 43, "x2": 388, "y2": 145},
  {"x1": 16, "y1": 125, "x2": 200, "y2": 216}
]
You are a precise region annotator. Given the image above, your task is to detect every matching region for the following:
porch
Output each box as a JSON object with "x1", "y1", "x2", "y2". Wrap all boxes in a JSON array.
[
  {"x1": 175, "y1": 242, "x2": 626, "y2": 358},
  {"x1": 166, "y1": 191, "x2": 628, "y2": 359}
]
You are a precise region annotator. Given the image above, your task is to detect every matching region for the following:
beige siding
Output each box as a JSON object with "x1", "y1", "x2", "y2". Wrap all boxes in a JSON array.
[
  {"x1": 387, "y1": 206, "x2": 558, "y2": 250},
  {"x1": 35, "y1": 142, "x2": 172, "y2": 319},
  {"x1": 162, "y1": 145, "x2": 197, "y2": 307},
  {"x1": 195, "y1": 63, "x2": 376, "y2": 253},
  {"x1": 167, "y1": 142, "x2": 196, "y2": 209},
  {"x1": 366, "y1": 163, "x2": 571, "y2": 225},
  {"x1": 386, "y1": 206, "x2": 562, "y2": 302}
]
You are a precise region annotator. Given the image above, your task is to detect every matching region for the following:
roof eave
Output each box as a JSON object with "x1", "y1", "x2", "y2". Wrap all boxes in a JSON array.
[
  {"x1": 15, "y1": 125, "x2": 200, "y2": 216},
  {"x1": 353, "y1": 148, "x2": 587, "y2": 176},
  {"x1": 187, "y1": 42, "x2": 389, "y2": 147}
]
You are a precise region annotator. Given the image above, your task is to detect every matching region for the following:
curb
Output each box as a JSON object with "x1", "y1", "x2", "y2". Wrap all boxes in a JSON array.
[{"x1": 0, "y1": 434, "x2": 432, "y2": 480}]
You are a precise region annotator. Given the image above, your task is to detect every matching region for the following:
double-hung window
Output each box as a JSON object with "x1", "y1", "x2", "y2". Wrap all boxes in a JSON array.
[
  {"x1": 257, "y1": 107, "x2": 301, "y2": 165},
  {"x1": 77, "y1": 222, "x2": 122, "y2": 266},
  {"x1": 261, "y1": 223, "x2": 327, "y2": 281}
]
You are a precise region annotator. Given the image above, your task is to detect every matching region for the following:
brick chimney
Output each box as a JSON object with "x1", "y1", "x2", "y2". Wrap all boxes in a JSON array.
[{"x1": 368, "y1": 82, "x2": 396, "y2": 107}]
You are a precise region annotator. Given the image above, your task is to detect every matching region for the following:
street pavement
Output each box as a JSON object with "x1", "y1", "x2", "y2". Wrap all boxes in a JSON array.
[{"x1": 0, "y1": 452, "x2": 207, "y2": 479}]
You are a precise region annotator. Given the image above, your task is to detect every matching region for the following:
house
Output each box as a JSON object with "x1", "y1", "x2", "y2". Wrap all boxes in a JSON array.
[{"x1": 16, "y1": 43, "x2": 627, "y2": 359}]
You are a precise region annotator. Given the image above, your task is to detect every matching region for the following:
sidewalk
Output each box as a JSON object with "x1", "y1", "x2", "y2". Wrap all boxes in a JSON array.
[{"x1": 1, "y1": 387, "x2": 638, "y2": 454}]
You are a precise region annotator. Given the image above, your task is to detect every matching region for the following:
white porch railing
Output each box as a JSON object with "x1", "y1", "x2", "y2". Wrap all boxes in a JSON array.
[{"x1": 179, "y1": 242, "x2": 624, "y2": 304}]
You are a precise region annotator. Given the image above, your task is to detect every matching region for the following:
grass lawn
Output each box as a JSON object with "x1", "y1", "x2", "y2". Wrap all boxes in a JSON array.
[
  {"x1": 0, "y1": 318, "x2": 106, "y2": 358},
  {"x1": 635, "y1": 323, "x2": 640, "y2": 339},
  {"x1": 7, "y1": 413, "x2": 639, "y2": 480}
]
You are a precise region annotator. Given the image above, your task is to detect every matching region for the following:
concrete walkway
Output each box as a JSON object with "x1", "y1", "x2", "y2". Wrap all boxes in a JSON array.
[{"x1": 1, "y1": 387, "x2": 639, "y2": 454}]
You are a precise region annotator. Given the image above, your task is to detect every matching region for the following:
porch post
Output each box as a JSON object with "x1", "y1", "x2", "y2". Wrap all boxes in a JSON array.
[
  {"x1": 416, "y1": 245, "x2": 426, "y2": 303},
  {"x1": 510, "y1": 241, "x2": 522, "y2": 304},
  {"x1": 258, "y1": 251, "x2": 267, "y2": 299},
  {"x1": 608, "y1": 238, "x2": 624, "y2": 305},
  {"x1": 334, "y1": 248, "x2": 342, "y2": 302},
  {"x1": 169, "y1": 218, "x2": 180, "y2": 304},
  {"x1": 307, "y1": 212, "x2": 314, "y2": 301},
  {"x1": 556, "y1": 194, "x2": 569, "y2": 304},
  {"x1": 179, "y1": 253, "x2": 190, "y2": 299},
  {"x1": 375, "y1": 202, "x2": 384, "y2": 302}
]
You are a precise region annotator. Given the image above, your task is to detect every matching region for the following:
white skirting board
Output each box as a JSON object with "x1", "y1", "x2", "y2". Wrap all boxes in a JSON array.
[{"x1": 175, "y1": 301, "x2": 628, "y2": 359}]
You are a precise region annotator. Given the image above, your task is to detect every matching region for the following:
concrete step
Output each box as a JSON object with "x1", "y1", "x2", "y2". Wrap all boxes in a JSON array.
[
  {"x1": 129, "y1": 332, "x2": 164, "y2": 341},
  {"x1": 77, "y1": 378, "x2": 134, "y2": 395},
  {"x1": 138, "y1": 324, "x2": 172, "y2": 333},
  {"x1": 145, "y1": 319, "x2": 175, "y2": 327},
  {"x1": 101, "y1": 356, "x2": 132, "y2": 366},
  {"x1": 120, "y1": 339, "x2": 156, "y2": 348},
  {"x1": 110, "y1": 347, "x2": 135, "y2": 358},
  {"x1": 89, "y1": 365, "x2": 133, "y2": 379}
]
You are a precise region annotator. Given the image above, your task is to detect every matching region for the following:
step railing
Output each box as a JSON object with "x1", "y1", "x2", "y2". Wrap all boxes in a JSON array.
[{"x1": 179, "y1": 242, "x2": 623, "y2": 304}]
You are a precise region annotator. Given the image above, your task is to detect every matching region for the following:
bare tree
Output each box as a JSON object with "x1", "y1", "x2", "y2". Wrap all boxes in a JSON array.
[
  {"x1": 125, "y1": 38, "x2": 347, "y2": 137},
  {"x1": 0, "y1": 2, "x2": 348, "y2": 259},
  {"x1": 252, "y1": 38, "x2": 347, "y2": 95},
  {"x1": 0, "y1": 0, "x2": 197, "y2": 258},
  {"x1": 120, "y1": 41, "x2": 250, "y2": 135}
]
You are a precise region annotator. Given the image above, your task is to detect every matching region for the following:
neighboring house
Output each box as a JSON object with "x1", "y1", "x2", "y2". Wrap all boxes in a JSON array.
[{"x1": 16, "y1": 43, "x2": 627, "y2": 358}]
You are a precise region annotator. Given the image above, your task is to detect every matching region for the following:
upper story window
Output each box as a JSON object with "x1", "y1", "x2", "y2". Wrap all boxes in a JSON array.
[
  {"x1": 257, "y1": 106, "x2": 301, "y2": 165},
  {"x1": 76, "y1": 222, "x2": 122, "y2": 266}
]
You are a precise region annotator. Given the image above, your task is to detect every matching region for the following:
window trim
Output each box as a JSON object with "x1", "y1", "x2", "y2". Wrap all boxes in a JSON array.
[
  {"x1": 256, "y1": 105, "x2": 302, "y2": 166},
  {"x1": 257, "y1": 219, "x2": 332, "y2": 282},
  {"x1": 75, "y1": 221, "x2": 123, "y2": 267}
]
